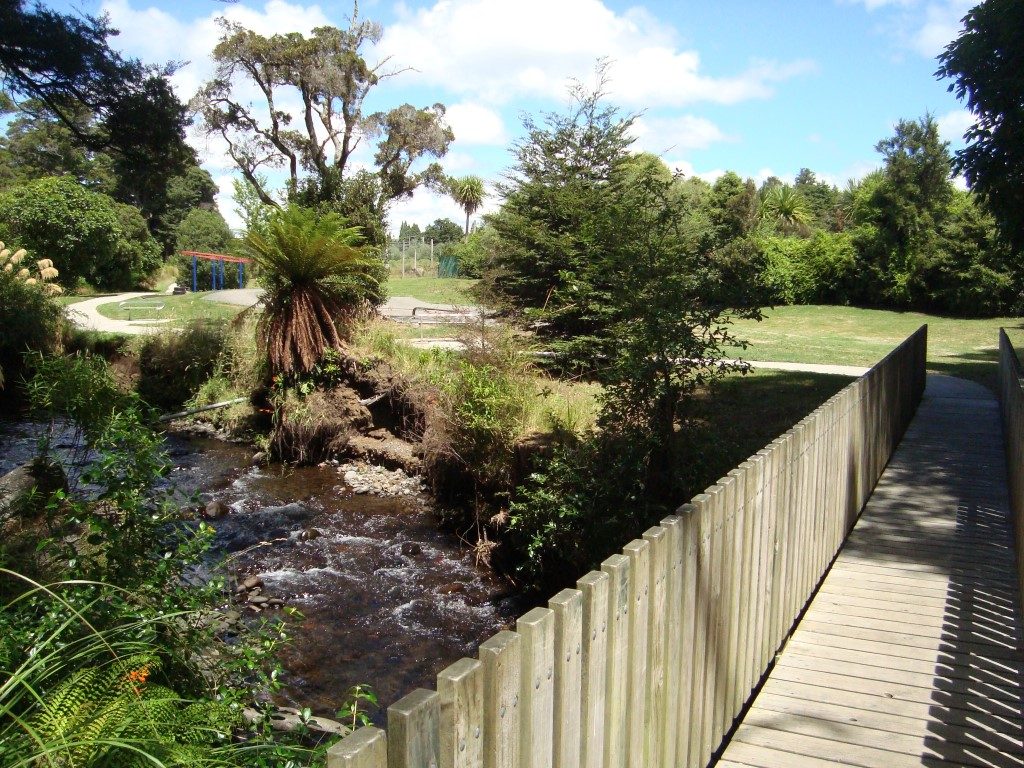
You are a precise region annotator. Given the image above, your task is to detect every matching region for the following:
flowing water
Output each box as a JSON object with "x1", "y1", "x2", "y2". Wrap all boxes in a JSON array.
[{"x1": 0, "y1": 420, "x2": 521, "y2": 720}]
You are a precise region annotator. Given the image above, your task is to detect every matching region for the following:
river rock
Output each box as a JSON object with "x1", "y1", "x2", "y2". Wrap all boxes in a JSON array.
[
  {"x1": 248, "y1": 595, "x2": 269, "y2": 605},
  {"x1": 267, "y1": 597, "x2": 285, "y2": 607},
  {"x1": 242, "y1": 575, "x2": 263, "y2": 590},
  {"x1": 439, "y1": 582, "x2": 466, "y2": 594},
  {"x1": 204, "y1": 500, "x2": 230, "y2": 519},
  {"x1": 401, "y1": 541, "x2": 423, "y2": 557},
  {"x1": 0, "y1": 459, "x2": 67, "y2": 530},
  {"x1": 252, "y1": 451, "x2": 267, "y2": 465},
  {"x1": 339, "y1": 461, "x2": 425, "y2": 498}
]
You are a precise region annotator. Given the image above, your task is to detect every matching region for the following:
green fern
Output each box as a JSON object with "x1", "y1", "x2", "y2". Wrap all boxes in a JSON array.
[{"x1": 24, "y1": 653, "x2": 238, "y2": 767}]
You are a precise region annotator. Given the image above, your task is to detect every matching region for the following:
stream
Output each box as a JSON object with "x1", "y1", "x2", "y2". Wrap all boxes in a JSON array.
[{"x1": 0, "y1": 420, "x2": 522, "y2": 720}]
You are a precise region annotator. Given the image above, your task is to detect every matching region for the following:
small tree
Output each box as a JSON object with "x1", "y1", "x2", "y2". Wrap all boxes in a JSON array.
[
  {"x1": 447, "y1": 175, "x2": 485, "y2": 239},
  {"x1": 241, "y1": 206, "x2": 386, "y2": 377}
]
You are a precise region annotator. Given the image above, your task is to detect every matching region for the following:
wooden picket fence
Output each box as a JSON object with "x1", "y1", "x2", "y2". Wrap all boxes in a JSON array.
[
  {"x1": 327, "y1": 326, "x2": 928, "y2": 768},
  {"x1": 998, "y1": 329, "x2": 1024, "y2": 610}
]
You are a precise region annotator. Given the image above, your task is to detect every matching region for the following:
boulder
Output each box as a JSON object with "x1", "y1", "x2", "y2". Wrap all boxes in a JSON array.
[{"x1": 0, "y1": 459, "x2": 66, "y2": 531}]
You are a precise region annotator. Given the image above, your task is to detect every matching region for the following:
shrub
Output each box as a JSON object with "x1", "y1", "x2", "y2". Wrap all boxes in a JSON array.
[
  {"x1": 0, "y1": 244, "x2": 63, "y2": 391},
  {"x1": 758, "y1": 232, "x2": 856, "y2": 305},
  {"x1": 0, "y1": 176, "x2": 161, "y2": 290},
  {"x1": 136, "y1": 321, "x2": 228, "y2": 411}
]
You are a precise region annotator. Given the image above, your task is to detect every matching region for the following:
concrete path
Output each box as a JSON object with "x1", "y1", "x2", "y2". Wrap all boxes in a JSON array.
[
  {"x1": 719, "y1": 373, "x2": 1024, "y2": 767},
  {"x1": 203, "y1": 288, "x2": 476, "y2": 319},
  {"x1": 65, "y1": 292, "x2": 170, "y2": 335}
]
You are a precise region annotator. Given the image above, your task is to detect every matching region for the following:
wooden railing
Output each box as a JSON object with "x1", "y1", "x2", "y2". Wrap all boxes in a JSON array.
[
  {"x1": 327, "y1": 325, "x2": 929, "y2": 768},
  {"x1": 998, "y1": 329, "x2": 1024, "y2": 608}
]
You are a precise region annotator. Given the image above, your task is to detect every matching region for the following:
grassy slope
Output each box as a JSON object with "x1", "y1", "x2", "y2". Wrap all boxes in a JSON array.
[
  {"x1": 726, "y1": 305, "x2": 1024, "y2": 390},
  {"x1": 386, "y1": 277, "x2": 478, "y2": 305}
]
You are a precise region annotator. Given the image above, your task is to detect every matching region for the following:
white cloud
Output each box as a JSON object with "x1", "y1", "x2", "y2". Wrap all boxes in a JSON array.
[
  {"x1": 214, "y1": 174, "x2": 245, "y2": 232},
  {"x1": 910, "y1": 0, "x2": 973, "y2": 56},
  {"x1": 376, "y1": 0, "x2": 813, "y2": 108},
  {"x1": 388, "y1": 182, "x2": 499, "y2": 235},
  {"x1": 937, "y1": 108, "x2": 973, "y2": 143},
  {"x1": 445, "y1": 103, "x2": 507, "y2": 146},
  {"x1": 102, "y1": 0, "x2": 332, "y2": 99},
  {"x1": 841, "y1": 0, "x2": 916, "y2": 10},
  {"x1": 631, "y1": 115, "x2": 731, "y2": 154}
]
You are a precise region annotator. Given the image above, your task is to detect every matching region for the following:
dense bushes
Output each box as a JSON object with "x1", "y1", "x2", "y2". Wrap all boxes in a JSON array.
[
  {"x1": 0, "y1": 176, "x2": 161, "y2": 290},
  {"x1": 136, "y1": 321, "x2": 228, "y2": 410},
  {"x1": 0, "y1": 249, "x2": 63, "y2": 390},
  {"x1": 758, "y1": 231, "x2": 857, "y2": 305}
]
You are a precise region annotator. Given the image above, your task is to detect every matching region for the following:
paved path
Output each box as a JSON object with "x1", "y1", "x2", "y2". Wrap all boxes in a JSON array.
[
  {"x1": 718, "y1": 374, "x2": 1024, "y2": 767},
  {"x1": 65, "y1": 292, "x2": 170, "y2": 335},
  {"x1": 204, "y1": 288, "x2": 475, "y2": 319}
]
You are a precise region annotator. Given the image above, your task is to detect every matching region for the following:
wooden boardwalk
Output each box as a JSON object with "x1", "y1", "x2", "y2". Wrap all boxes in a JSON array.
[{"x1": 718, "y1": 374, "x2": 1024, "y2": 768}]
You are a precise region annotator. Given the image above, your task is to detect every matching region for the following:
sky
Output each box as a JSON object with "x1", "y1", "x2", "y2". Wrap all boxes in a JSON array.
[{"x1": 43, "y1": 0, "x2": 978, "y2": 232}]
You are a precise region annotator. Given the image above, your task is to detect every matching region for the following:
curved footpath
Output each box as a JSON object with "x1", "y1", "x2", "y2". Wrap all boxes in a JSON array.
[{"x1": 65, "y1": 292, "x2": 170, "y2": 335}]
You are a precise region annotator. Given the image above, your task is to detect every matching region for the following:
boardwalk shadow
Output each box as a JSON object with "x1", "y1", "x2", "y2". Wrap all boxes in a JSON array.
[{"x1": 843, "y1": 379, "x2": 1024, "y2": 765}]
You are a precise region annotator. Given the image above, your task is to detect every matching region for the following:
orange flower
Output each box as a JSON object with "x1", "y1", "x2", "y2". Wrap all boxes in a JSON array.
[{"x1": 126, "y1": 664, "x2": 151, "y2": 691}]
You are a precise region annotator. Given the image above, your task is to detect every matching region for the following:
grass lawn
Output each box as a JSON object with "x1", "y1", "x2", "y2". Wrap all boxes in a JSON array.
[
  {"x1": 55, "y1": 295, "x2": 92, "y2": 306},
  {"x1": 387, "y1": 276, "x2": 478, "y2": 305},
  {"x1": 725, "y1": 305, "x2": 1024, "y2": 390},
  {"x1": 95, "y1": 292, "x2": 243, "y2": 327},
  {"x1": 678, "y1": 368, "x2": 851, "y2": 498}
]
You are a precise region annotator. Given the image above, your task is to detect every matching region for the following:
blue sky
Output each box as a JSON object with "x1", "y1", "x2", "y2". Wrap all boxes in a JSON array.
[{"x1": 45, "y1": 0, "x2": 977, "y2": 231}]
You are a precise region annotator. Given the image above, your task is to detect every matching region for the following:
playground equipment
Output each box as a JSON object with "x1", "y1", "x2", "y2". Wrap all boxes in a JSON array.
[{"x1": 181, "y1": 251, "x2": 252, "y2": 292}]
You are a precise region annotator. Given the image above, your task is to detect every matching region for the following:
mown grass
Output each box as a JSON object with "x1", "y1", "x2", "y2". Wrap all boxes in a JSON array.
[
  {"x1": 386, "y1": 276, "x2": 478, "y2": 305},
  {"x1": 95, "y1": 292, "x2": 244, "y2": 327},
  {"x1": 725, "y1": 305, "x2": 1024, "y2": 390},
  {"x1": 677, "y1": 368, "x2": 851, "y2": 499}
]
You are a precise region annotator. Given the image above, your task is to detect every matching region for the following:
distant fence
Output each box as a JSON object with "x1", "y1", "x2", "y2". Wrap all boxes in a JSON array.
[
  {"x1": 327, "y1": 326, "x2": 928, "y2": 768},
  {"x1": 998, "y1": 330, "x2": 1024, "y2": 608}
]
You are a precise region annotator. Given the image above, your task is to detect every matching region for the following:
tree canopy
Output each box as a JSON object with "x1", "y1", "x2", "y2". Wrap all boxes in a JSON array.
[
  {"x1": 937, "y1": 0, "x2": 1024, "y2": 252},
  {"x1": 0, "y1": 0, "x2": 192, "y2": 185},
  {"x1": 194, "y1": 8, "x2": 453, "y2": 245}
]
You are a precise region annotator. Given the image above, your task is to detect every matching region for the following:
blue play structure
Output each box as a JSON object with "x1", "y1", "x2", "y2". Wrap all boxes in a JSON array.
[{"x1": 181, "y1": 250, "x2": 251, "y2": 292}]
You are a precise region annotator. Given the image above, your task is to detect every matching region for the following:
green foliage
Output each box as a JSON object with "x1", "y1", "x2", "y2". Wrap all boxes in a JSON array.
[
  {"x1": 243, "y1": 205, "x2": 387, "y2": 376},
  {"x1": 759, "y1": 185, "x2": 812, "y2": 236},
  {"x1": 484, "y1": 67, "x2": 636, "y2": 365},
  {"x1": 423, "y1": 217, "x2": 463, "y2": 245},
  {"x1": 0, "y1": 176, "x2": 160, "y2": 289},
  {"x1": 759, "y1": 231, "x2": 857, "y2": 305},
  {"x1": 444, "y1": 225, "x2": 499, "y2": 278},
  {"x1": 0, "y1": 252, "x2": 63, "y2": 389},
  {"x1": 446, "y1": 176, "x2": 485, "y2": 237},
  {"x1": 938, "y1": 0, "x2": 1024, "y2": 253},
  {"x1": 137, "y1": 321, "x2": 229, "y2": 411}
]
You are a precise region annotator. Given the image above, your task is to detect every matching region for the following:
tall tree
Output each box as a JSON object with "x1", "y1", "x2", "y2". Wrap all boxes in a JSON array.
[
  {"x1": 195, "y1": 8, "x2": 453, "y2": 245},
  {"x1": 447, "y1": 175, "x2": 485, "y2": 238},
  {"x1": 0, "y1": 0, "x2": 192, "y2": 187},
  {"x1": 937, "y1": 0, "x2": 1024, "y2": 252}
]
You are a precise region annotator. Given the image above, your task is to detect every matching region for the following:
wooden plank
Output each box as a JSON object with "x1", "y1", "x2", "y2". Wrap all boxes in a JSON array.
[
  {"x1": 548, "y1": 588, "x2": 582, "y2": 768},
  {"x1": 479, "y1": 630, "x2": 521, "y2": 768},
  {"x1": 752, "y1": 690, "x2": 1024, "y2": 755},
  {"x1": 658, "y1": 515, "x2": 682, "y2": 768},
  {"x1": 706, "y1": 482, "x2": 727, "y2": 753},
  {"x1": 328, "y1": 726, "x2": 388, "y2": 768},
  {"x1": 517, "y1": 607, "x2": 555, "y2": 768},
  {"x1": 722, "y1": 471, "x2": 742, "y2": 726},
  {"x1": 576, "y1": 570, "x2": 608, "y2": 768},
  {"x1": 674, "y1": 505, "x2": 699, "y2": 768},
  {"x1": 623, "y1": 538, "x2": 650, "y2": 768},
  {"x1": 388, "y1": 688, "x2": 440, "y2": 768},
  {"x1": 601, "y1": 554, "x2": 630, "y2": 768},
  {"x1": 437, "y1": 657, "x2": 484, "y2": 768},
  {"x1": 687, "y1": 492, "x2": 712, "y2": 768},
  {"x1": 642, "y1": 525, "x2": 668, "y2": 768}
]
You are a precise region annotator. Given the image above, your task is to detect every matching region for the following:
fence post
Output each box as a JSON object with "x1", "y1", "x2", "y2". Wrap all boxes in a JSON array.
[
  {"x1": 437, "y1": 658, "x2": 484, "y2": 768},
  {"x1": 328, "y1": 726, "x2": 388, "y2": 768},
  {"x1": 548, "y1": 589, "x2": 582, "y2": 768},
  {"x1": 517, "y1": 608, "x2": 555, "y2": 768},
  {"x1": 601, "y1": 554, "x2": 630, "y2": 768},
  {"x1": 577, "y1": 570, "x2": 608, "y2": 768},
  {"x1": 480, "y1": 631, "x2": 521, "y2": 768},
  {"x1": 388, "y1": 688, "x2": 440, "y2": 768}
]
